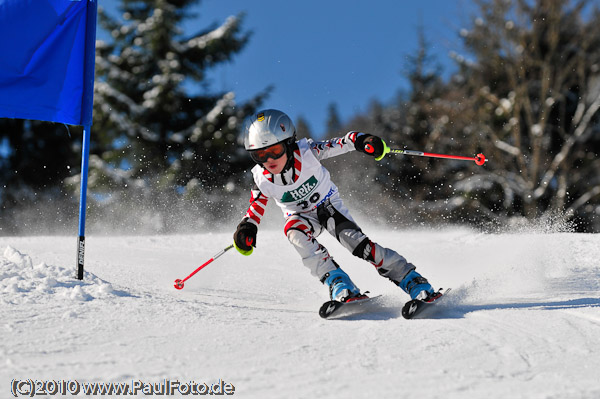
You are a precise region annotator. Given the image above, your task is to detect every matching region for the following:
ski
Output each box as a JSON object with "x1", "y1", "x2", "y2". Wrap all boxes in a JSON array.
[
  {"x1": 401, "y1": 288, "x2": 451, "y2": 319},
  {"x1": 319, "y1": 294, "x2": 380, "y2": 319}
]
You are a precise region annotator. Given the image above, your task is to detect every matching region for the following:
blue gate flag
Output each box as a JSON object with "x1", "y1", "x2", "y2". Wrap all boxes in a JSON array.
[
  {"x1": 0, "y1": 0, "x2": 97, "y2": 126},
  {"x1": 0, "y1": 0, "x2": 98, "y2": 280}
]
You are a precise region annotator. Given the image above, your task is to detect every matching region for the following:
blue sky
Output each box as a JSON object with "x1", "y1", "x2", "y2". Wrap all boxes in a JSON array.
[{"x1": 102, "y1": 0, "x2": 471, "y2": 138}]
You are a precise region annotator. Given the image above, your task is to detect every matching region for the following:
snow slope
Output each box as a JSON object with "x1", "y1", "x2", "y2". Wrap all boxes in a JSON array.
[{"x1": 1, "y1": 228, "x2": 599, "y2": 399}]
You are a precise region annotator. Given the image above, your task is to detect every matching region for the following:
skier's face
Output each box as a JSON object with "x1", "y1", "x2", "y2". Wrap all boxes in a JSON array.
[{"x1": 263, "y1": 152, "x2": 288, "y2": 174}]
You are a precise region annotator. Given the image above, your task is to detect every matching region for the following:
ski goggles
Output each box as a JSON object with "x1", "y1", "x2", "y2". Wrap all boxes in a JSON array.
[{"x1": 249, "y1": 142, "x2": 286, "y2": 163}]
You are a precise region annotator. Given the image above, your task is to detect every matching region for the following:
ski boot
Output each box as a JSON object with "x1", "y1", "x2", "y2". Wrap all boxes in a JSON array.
[
  {"x1": 322, "y1": 269, "x2": 361, "y2": 302},
  {"x1": 398, "y1": 270, "x2": 435, "y2": 300}
]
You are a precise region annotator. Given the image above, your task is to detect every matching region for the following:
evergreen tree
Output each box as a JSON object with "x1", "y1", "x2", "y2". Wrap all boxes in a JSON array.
[
  {"x1": 452, "y1": 0, "x2": 600, "y2": 230},
  {"x1": 294, "y1": 115, "x2": 313, "y2": 141},
  {"x1": 325, "y1": 103, "x2": 342, "y2": 135},
  {"x1": 360, "y1": 25, "x2": 457, "y2": 226},
  {"x1": 89, "y1": 0, "x2": 269, "y2": 231},
  {"x1": 389, "y1": 24, "x2": 449, "y2": 206}
]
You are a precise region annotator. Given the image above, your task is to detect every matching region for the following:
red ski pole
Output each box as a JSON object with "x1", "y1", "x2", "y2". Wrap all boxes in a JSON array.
[
  {"x1": 366, "y1": 141, "x2": 487, "y2": 165},
  {"x1": 174, "y1": 244, "x2": 234, "y2": 290},
  {"x1": 386, "y1": 147, "x2": 486, "y2": 165}
]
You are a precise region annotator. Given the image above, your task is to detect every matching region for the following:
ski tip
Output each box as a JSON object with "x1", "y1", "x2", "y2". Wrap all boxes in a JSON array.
[
  {"x1": 401, "y1": 300, "x2": 420, "y2": 319},
  {"x1": 319, "y1": 300, "x2": 342, "y2": 319},
  {"x1": 319, "y1": 293, "x2": 379, "y2": 319},
  {"x1": 401, "y1": 288, "x2": 451, "y2": 319}
]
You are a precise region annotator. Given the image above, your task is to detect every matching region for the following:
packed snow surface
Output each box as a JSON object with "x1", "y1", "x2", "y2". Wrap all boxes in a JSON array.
[{"x1": 1, "y1": 228, "x2": 599, "y2": 398}]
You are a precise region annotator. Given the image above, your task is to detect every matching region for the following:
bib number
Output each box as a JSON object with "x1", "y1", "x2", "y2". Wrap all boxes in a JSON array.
[{"x1": 298, "y1": 192, "x2": 321, "y2": 210}]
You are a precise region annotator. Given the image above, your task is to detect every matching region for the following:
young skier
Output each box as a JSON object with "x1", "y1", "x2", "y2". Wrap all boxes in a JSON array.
[{"x1": 233, "y1": 109, "x2": 436, "y2": 303}]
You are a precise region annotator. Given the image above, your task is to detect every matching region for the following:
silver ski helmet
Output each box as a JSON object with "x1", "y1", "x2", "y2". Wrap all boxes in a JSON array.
[{"x1": 244, "y1": 109, "x2": 296, "y2": 151}]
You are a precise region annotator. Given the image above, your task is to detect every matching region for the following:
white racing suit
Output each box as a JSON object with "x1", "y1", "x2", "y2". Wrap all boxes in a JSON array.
[{"x1": 243, "y1": 132, "x2": 415, "y2": 285}]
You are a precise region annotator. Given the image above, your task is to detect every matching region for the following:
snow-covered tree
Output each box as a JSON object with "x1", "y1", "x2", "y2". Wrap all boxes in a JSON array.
[
  {"x1": 452, "y1": 0, "x2": 600, "y2": 230},
  {"x1": 86, "y1": 0, "x2": 269, "y2": 230},
  {"x1": 343, "y1": 0, "x2": 599, "y2": 231}
]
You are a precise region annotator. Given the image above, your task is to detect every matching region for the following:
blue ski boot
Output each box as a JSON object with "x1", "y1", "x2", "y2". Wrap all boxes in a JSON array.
[
  {"x1": 399, "y1": 270, "x2": 435, "y2": 300},
  {"x1": 322, "y1": 269, "x2": 361, "y2": 302}
]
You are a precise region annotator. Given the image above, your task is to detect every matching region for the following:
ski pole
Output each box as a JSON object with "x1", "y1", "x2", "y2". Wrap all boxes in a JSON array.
[
  {"x1": 174, "y1": 244, "x2": 234, "y2": 290},
  {"x1": 367, "y1": 141, "x2": 487, "y2": 165},
  {"x1": 388, "y1": 148, "x2": 487, "y2": 165}
]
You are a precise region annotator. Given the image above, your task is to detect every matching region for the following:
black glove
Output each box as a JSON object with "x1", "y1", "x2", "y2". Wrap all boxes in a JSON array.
[
  {"x1": 355, "y1": 134, "x2": 385, "y2": 158},
  {"x1": 233, "y1": 220, "x2": 257, "y2": 254}
]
